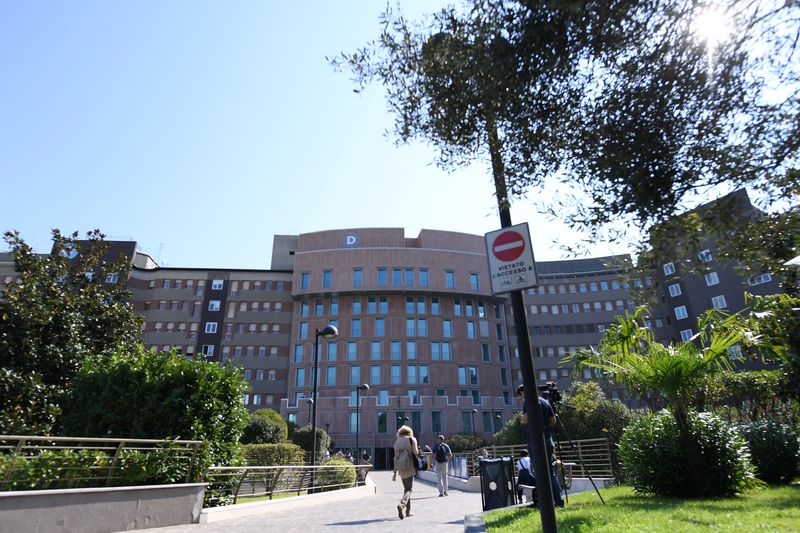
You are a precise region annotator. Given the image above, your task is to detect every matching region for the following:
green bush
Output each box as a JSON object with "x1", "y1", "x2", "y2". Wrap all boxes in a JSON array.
[
  {"x1": 557, "y1": 382, "x2": 636, "y2": 481},
  {"x1": 61, "y1": 345, "x2": 249, "y2": 474},
  {"x1": 742, "y1": 420, "x2": 800, "y2": 484},
  {"x1": 242, "y1": 443, "x2": 305, "y2": 466},
  {"x1": 290, "y1": 426, "x2": 330, "y2": 463},
  {"x1": 241, "y1": 415, "x2": 283, "y2": 445},
  {"x1": 493, "y1": 412, "x2": 527, "y2": 447},
  {"x1": 0, "y1": 446, "x2": 192, "y2": 490},
  {"x1": 251, "y1": 409, "x2": 288, "y2": 441},
  {"x1": 315, "y1": 458, "x2": 356, "y2": 492},
  {"x1": 620, "y1": 410, "x2": 759, "y2": 497},
  {"x1": 446, "y1": 432, "x2": 489, "y2": 453}
]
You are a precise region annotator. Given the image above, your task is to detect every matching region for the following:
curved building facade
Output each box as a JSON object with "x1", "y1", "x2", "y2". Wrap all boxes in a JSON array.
[{"x1": 276, "y1": 228, "x2": 514, "y2": 468}]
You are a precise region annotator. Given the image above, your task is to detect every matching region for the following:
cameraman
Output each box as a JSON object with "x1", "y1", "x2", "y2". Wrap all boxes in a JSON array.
[{"x1": 517, "y1": 384, "x2": 564, "y2": 507}]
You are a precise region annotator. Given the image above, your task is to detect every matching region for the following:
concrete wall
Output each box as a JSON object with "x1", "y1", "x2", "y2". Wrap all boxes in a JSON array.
[{"x1": 0, "y1": 483, "x2": 206, "y2": 533}]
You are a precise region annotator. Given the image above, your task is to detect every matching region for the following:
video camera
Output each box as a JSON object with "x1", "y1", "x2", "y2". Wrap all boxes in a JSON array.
[{"x1": 537, "y1": 381, "x2": 562, "y2": 405}]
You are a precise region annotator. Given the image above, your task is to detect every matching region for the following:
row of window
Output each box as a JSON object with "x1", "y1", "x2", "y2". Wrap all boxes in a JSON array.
[
  {"x1": 663, "y1": 250, "x2": 713, "y2": 276},
  {"x1": 291, "y1": 387, "x2": 513, "y2": 410},
  {"x1": 298, "y1": 296, "x2": 500, "y2": 319},
  {"x1": 293, "y1": 340, "x2": 507, "y2": 363},
  {"x1": 673, "y1": 295, "x2": 728, "y2": 321},
  {"x1": 529, "y1": 299, "x2": 633, "y2": 315},
  {"x1": 300, "y1": 268, "x2": 481, "y2": 291},
  {"x1": 532, "y1": 323, "x2": 607, "y2": 336},
  {"x1": 148, "y1": 278, "x2": 287, "y2": 293},
  {"x1": 298, "y1": 318, "x2": 503, "y2": 341},
  {"x1": 527, "y1": 278, "x2": 638, "y2": 295},
  {"x1": 242, "y1": 393, "x2": 276, "y2": 406},
  {"x1": 287, "y1": 409, "x2": 507, "y2": 435}
]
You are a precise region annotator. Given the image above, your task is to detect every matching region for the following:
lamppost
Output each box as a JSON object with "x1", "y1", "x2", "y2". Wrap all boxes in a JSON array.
[
  {"x1": 355, "y1": 383, "x2": 369, "y2": 463},
  {"x1": 496, "y1": 414, "x2": 503, "y2": 431},
  {"x1": 306, "y1": 398, "x2": 314, "y2": 426},
  {"x1": 312, "y1": 325, "x2": 338, "y2": 468},
  {"x1": 471, "y1": 408, "x2": 478, "y2": 434}
]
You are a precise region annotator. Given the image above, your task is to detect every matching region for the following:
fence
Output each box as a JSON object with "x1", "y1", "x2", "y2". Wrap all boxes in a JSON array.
[
  {"x1": 203, "y1": 464, "x2": 372, "y2": 505},
  {"x1": 451, "y1": 437, "x2": 613, "y2": 479},
  {"x1": 0, "y1": 435, "x2": 203, "y2": 491}
]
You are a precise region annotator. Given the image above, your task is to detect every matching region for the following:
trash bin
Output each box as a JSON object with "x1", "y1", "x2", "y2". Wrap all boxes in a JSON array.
[{"x1": 479, "y1": 457, "x2": 516, "y2": 511}]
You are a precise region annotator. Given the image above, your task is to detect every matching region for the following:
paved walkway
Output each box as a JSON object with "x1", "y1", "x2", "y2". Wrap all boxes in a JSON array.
[{"x1": 140, "y1": 472, "x2": 486, "y2": 533}]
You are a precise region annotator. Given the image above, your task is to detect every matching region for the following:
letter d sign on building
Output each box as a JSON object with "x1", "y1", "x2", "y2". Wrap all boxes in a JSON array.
[{"x1": 485, "y1": 223, "x2": 538, "y2": 294}]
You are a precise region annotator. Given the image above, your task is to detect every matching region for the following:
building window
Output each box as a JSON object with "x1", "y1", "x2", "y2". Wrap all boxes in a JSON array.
[
  {"x1": 300, "y1": 272, "x2": 310, "y2": 290},
  {"x1": 445, "y1": 270, "x2": 455, "y2": 288},
  {"x1": 322, "y1": 270, "x2": 332, "y2": 288},
  {"x1": 352, "y1": 296, "x2": 361, "y2": 314},
  {"x1": 374, "y1": 318, "x2": 385, "y2": 337},
  {"x1": 405, "y1": 268, "x2": 414, "y2": 287},
  {"x1": 420, "y1": 269, "x2": 429, "y2": 288},
  {"x1": 674, "y1": 305, "x2": 688, "y2": 320},
  {"x1": 420, "y1": 364, "x2": 429, "y2": 384},
  {"x1": 392, "y1": 268, "x2": 402, "y2": 287},
  {"x1": 467, "y1": 321, "x2": 476, "y2": 339},
  {"x1": 698, "y1": 249, "x2": 712, "y2": 263},
  {"x1": 680, "y1": 329, "x2": 693, "y2": 342},
  {"x1": 377, "y1": 411, "x2": 387, "y2": 433},
  {"x1": 482, "y1": 344, "x2": 490, "y2": 362},
  {"x1": 391, "y1": 341, "x2": 401, "y2": 360},
  {"x1": 350, "y1": 365, "x2": 361, "y2": 385},
  {"x1": 470, "y1": 273, "x2": 479, "y2": 290},
  {"x1": 377, "y1": 268, "x2": 388, "y2": 287},
  {"x1": 668, "y1": 284, "x2": 682, "y2": 297},
  {"x1": 211, "y1": 279, "x2": 224, "y2": 290},
  {"x1": 391, "y1": 365, "x2": 401, "y2": 384},
  {"x1": 353, "y1": 269, "x2": 363, "y2": 288},
  {"x1": 431, "y1": 298, "x2": 440, "y2": 315},
  {"x1": 268, "y1": 370, "x2": 276, "y2": 381},
  {"x1": 711, "y1": 295, "x2": 727, "y2": 309},
  {"x1": 347, "y1": 342, "x2": 357, "y2": 360},
  {"x1": 371, "y1": 365, "x2": 381, "y2": 384},
  {"x1": 748, "y1": 273, "x2": 772, "y2": 286},
  {"x1": 205, "y1": 322, "x2": 217, "y2": 334},
  {"x1": 407, "y1": 340, "x2": 417, "y2": 360},
  {"x1": 299, "y1": 322, "x2": 308, "y2": 340},
  {"x1": 370, "y1": 341, "x2": 381, "y2": 360},
  {"x1": 378, "y1": 389, "x2": 389, "y2": 405},
  {"x1": 407, "y1": 365, "x2": 417, "y2": 384},
  {"x1": 663, "y1": 263, "x2": 676, "y2": 276},
  {"x1": 351, "y1": 318, "x2": 361, "y2": 336},
  {"x1": 727, "y1": 345, "x2": 743, "y2": 359},
  {"x1": 431, "y1": 411, "x2": 442, "y2": 433},
  {"x1": 418, "y1": 319, "x2": 427, "y2": 336},
  {"x1": 705, "y1": 271, "x2": 720, "y2": 286}
]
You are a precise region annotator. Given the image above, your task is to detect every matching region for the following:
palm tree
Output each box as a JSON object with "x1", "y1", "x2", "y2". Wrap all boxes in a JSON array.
[{"x1": 564, "y1": 306, "x2": 748, "y2": 479}]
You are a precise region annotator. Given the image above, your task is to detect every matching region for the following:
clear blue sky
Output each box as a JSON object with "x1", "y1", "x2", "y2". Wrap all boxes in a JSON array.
[{"x1": 0, "y1": 1, "x2": 630, "y2": 269}]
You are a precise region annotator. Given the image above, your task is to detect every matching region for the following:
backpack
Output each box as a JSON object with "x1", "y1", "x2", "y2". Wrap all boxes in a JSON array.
[
  {"x1": 435, "y1": 443, "x2": 449, "y2": 463},
  {"x1": 395, "y1": 438, "x2": 414, "y2": 471}
]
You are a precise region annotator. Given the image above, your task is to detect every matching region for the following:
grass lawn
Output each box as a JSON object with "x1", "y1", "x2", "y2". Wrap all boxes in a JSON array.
[{"x1": 484, "y1": 485, "x2": 800, "y2": 532}]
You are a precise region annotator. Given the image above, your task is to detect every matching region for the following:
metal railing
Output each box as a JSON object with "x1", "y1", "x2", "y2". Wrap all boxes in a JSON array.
[
  {"x1": 0, "y1": 435, "x2": 203, "y2": 491},
  {"x1": 203, "y1": 464, "x2": 372, "y2": 505},
  {"x1": 451, "y1": 438, "x2": 613, "y2": 479}
]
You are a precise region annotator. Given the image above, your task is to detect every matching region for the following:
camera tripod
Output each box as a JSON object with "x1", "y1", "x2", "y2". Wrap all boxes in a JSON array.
[{"x1": 552, "y1": 404, "x2": 606, "y2": 505}]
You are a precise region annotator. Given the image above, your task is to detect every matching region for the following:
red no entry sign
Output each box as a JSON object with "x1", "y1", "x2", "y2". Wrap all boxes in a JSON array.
[{"x1": 492, "y1": 230, "x2": 525, "y2": 262}]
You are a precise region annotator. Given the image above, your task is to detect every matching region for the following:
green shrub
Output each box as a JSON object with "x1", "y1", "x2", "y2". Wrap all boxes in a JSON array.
[
  {"x1": 315, "y1": 458, "x2": 356, "y2": 491},
  {"x1": 493, "y1": 412, "x2": 527, "y2": 447},
  {"x1": 557, "y1": 382, "x2": 636, "y2": 481},
  {"x1": 241, "y1": 415, "x2": 283, "y2": 445},
  {"x1": 61, "y1": 345, "x2": 250, "y2": 474},
  {"x1": 446, "y1": 432, "x2": 489, "y2": 453},
  {"x1": 242, "y1": 443, "x2": 305, "y2": 466},
  {"x1": 0, "y1": 446, "x2": 192, "y2": 490},
  {"x1": 742, "y1": 420, "x2": 800, "y2": 484},
  {"x1": 620, "y1": 410, "x2": 759, "y2": 497},
  {"x1": 251, "y1": 409, "x2": 288, "y2": 441},
  {"x1": 290, "y1": 426, "x2": 330, "y2": 463}
]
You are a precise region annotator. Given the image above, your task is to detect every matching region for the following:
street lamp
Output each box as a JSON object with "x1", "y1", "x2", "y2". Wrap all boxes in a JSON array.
[
  {"x1": 312, "y1": 325, "x2": 338, "y2": 468},
  {"x1": 355, "y1": 383, "x2": 369, "y2": 463},
  {"x1": 306, "y1": 398, "x2": 314, "y2": 426},
  {"x1": 495, "y1": 414, "x2": 503, "y2": 431},
  {"x1": 471, "y1": 408, "x2": 478, "y2": 434}
]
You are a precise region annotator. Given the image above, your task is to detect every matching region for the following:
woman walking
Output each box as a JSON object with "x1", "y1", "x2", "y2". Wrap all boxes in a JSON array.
[{"x1": 392, "y1": 425, "x2": 419, "y2": 520}]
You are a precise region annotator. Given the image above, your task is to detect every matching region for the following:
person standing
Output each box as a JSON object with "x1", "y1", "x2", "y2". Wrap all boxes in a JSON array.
[
  {"x1": 392, "y1": 425, "x2": 419, "y2": 520},
  {"x1": 516, "y1": 449, "x2": 536, "y2": 503},
  {"x1": 431, "y1": 434, "x2": 453, "y2": 497},
  {"x1": 517, "y1": 384, "x2": 564, "y2": 507}
]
